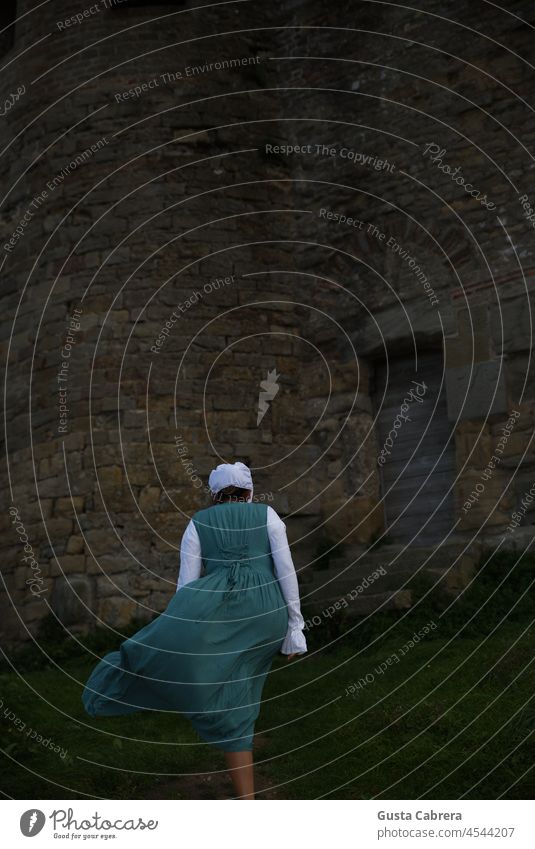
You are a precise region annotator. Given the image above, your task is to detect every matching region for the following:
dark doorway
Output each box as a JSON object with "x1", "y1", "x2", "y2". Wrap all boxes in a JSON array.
[{"x1": 373, "y1": 351, "x2": 456, "y2": 545}]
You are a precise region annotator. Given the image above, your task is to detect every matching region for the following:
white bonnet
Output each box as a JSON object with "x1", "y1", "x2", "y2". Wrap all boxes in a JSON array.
[{"x1": 208, "y1": 461, "x2": 254, "y2": 501}]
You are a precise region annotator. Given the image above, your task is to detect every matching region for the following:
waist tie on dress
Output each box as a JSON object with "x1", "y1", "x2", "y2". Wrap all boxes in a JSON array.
[{"x1": 218, "y1": 544, "x2": 250, "y2": 602}]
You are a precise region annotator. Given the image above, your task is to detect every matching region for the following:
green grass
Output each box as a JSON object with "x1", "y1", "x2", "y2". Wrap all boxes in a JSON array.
[
  {"x1": 1, "y1": 546, "x2": 533, "y2": 799},
  {"x1": 259, "y1": 625, "x2": 533, "y2": 799}
]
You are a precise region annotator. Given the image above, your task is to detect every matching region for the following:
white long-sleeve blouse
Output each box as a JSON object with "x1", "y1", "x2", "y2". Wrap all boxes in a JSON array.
[{"x1": 177, "y1": 505, "x2": 308, "y2": 655}]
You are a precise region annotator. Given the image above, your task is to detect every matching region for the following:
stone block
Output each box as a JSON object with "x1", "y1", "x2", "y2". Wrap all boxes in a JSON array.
[
  {"x1": 491, "y1": 300, "x2": 534, "y2": 353},
  {"x1": 131, "y1": 572, "x2": 167, "y2": 593},
  {"x1": 63, "y1": 432, "x2": 86, "y2": 451},
  {"x1": 504, "y1": 354, "x2": 535, "y2": 403},
  {"x1": 66, "y1": 535, "x2": 85, "y2": 554},
  {"x1": 456, "y1": 471, "x2": 514, "y2": 530},
  {"x1": 329, "y1": 391, "x2": 372, "y2": 415},
  {"x1": 38, "y1": 478, "x2": 69, "y2": 498},
  {"x1": 54, "y1": 496, "x2": 85, "y2": 515},
  {"x1": 13, "y1": 565, "x2": 47, "y2": 591},
  {"x1": 454, "y1": 421, "x2": 492, "y2": 468},
  {"x1": 50, "y1": 575, "x2": 94, "y2": 627},
  {"x1": 97, "y1": 597, "x2": 138, "y2": 627},
  {"x1": 444, "y1": 333, "x2": 491, "y2": 368},
  {"x1": 443, "y1": 553, "x2": 477, "y2": 593},
  {"x1": 124, "y1": 465, "x2": 153, "y2": 486},
  {"x1": 21, "y1": 600, "x2": 49, "y2": 624},
  {"x1": 139, "y1": 485, "x2": 161, "y2": 512},
  {"x1": 151, "y1": 444, "x2": 177, "y2": 465},
  {"x1": 33, "y1": 440, "x2": 59, "y2": 460},
  {"x1": 331, "y1": 361, "x2": 369, "y2": 394},
  {"x1": 99, "y1": 465, "x2": 124, "y2": 488},
  {"x1": 446, "y1": 360, "x2": 508, "y2": 421},
  {"x1": 46, "y1": 518, "x2": 73, "y2": 538},
  {"x1": 95, "y1": 573, "x2": 131, "y2": 598},
  {"x1": 50, "y1": 555, "x2": 86, "y2": 576},
  {"x1": 86, "y1": 553, "x2": 132, "y2": 575},
  {"x1": 492, "y1": 430, "x2": 535, "y2": 463},
  {"x1": 321, "y1": 492, "x2": 384, "y2": 545},
  {"x1": 85, "y1": 529, "x2": 123, "y2": 556}
]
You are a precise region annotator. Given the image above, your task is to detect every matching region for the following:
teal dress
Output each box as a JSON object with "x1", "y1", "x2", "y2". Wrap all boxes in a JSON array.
[{"x1": 82, "y1": 502, "x2": 289, "y2": 751}]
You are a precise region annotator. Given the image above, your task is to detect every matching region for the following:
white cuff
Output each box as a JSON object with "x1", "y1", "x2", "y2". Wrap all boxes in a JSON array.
[{"x1": 280, "y1": 626, "x2": 308, "y2": 655}]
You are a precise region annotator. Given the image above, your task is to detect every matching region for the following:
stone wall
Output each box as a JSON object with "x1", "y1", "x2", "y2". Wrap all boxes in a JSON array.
[
  {"x1": 1, "y1": 0, "x2": 534, "y2": 644},
  {"x1": 277, "y1": 0, "x2": 535, "y2": 546}
]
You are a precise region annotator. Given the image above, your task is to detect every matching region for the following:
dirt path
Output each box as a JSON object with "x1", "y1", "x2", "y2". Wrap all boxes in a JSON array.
[{"x1": 146, "y1": 768, "x2": 278, "y2": 800}]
